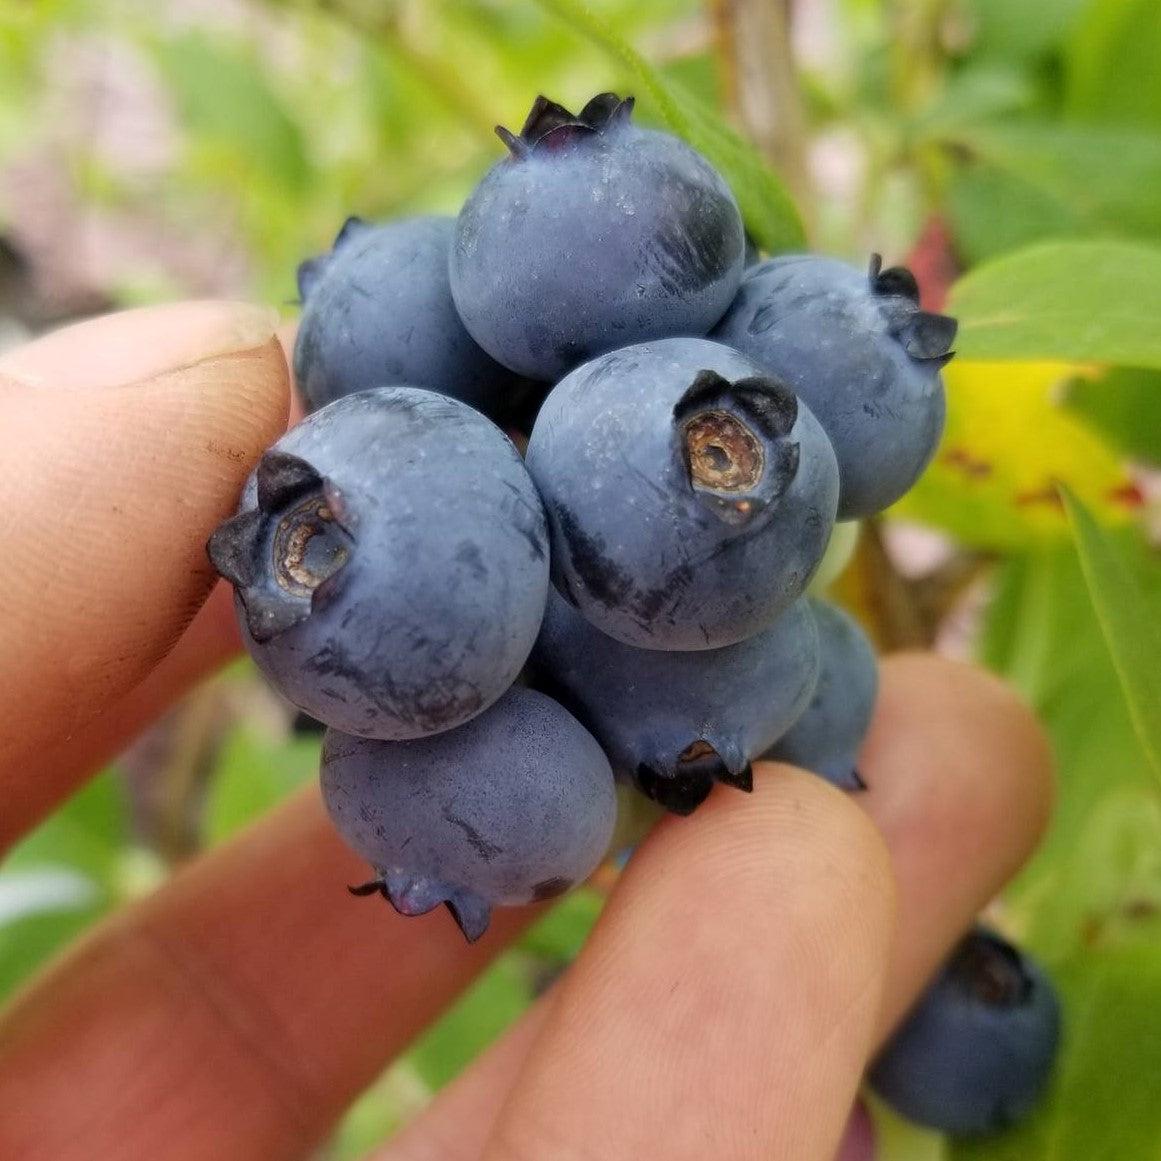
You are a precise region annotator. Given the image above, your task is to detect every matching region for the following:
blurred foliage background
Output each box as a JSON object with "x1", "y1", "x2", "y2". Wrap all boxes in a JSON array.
[{"x1": 2, "y1": 1, "x2": 1161, "y2": 1157}]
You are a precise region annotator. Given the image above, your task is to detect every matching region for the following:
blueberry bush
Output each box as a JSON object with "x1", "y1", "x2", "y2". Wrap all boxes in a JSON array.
[{"x1": 2, "y1": 1, "x2": 1160, "y2": 1157}]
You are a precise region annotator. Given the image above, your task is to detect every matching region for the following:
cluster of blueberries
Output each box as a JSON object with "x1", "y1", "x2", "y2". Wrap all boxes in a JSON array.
[{"x1": 207, "y1": 94, "x2": 1059, "y2": 1136}]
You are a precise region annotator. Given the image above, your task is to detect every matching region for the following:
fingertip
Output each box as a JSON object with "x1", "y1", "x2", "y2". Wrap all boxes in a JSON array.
[
  {"x1": 852, "y1": 652, "x2": 1056, "y2": 1037},
  {"x1": 640, "y1": 764, "x2": 897, "y2": 935},
  {"x1": 490, "y1": 771, "x2": 897, "y2": 1160},
  {"x1": 611, "y1": 766, "x2": 900, "y2": 996},
  {"x1": 867, "y1": 653, "x2": 1055, "y2": 854}
]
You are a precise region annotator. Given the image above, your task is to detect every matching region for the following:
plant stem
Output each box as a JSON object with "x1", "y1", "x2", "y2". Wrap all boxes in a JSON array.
[
  {"x1": 712, "y1": 0, "x2": 814, "y2": 225},
  {"x1": 834, "y1": 519, "x2": 993, "y2": 651}
]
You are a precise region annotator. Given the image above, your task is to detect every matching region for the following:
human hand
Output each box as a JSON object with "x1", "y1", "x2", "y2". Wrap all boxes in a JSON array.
[{"x1": 0, "y1": 301, "x2": 1053, "y2": 1161}]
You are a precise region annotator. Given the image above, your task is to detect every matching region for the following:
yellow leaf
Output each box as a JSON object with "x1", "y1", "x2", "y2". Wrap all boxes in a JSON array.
[{"x1": 895, "y1": 360, "x2": 1139, "y2": 549}]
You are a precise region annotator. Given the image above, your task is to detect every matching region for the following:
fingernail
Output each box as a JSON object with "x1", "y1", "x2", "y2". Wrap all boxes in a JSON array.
[{"x1": 0, "y1": 300, "x2": 280, "y2": 390}]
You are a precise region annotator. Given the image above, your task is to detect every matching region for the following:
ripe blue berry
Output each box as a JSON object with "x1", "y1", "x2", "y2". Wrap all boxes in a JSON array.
[
  {"x1": 207, "y1": 387, "x2": 549, "y2": 740},
  {"x1": 294, "y1": 215, "x2": 521, "y2": 421},
  {"x1": 321, "y1": 687, "x2": 617, "y2": 941},
  {"x1": 869, "y1": 926, "x2": 1062, "y2": 1135},
  {"x1": 525, "y1": 337, "x2": 839, "y2": 650},
  {"x1": 762, "y1": 598, "x2": 877, "y2": 790},
  {"x1": 711, "y1": 254, "x2": 956, "y2": 519},
  {"x1": 532, "y1": 591, "x2": 819, "y2": 815},
  {"x1": 450, "y1": 93, "x2": 745, "y2": 380}
]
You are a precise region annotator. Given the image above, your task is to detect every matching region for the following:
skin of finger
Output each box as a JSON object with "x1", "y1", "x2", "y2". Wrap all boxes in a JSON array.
[
  {"x1": 0, "y1": 308, "x2": 288, "y2": 849},
  {"x1": 0, "y1": 300, "x2": 280, "y2": 390},
  {"x1": 377, "y1": 653, "x2": 1052, "y2": 1161},
  {"x1": 0, "y1": 321, "x2": 305, "y2": 857},
  {"x1": 0, "y1": 788, "x2": 544, "y2": 1161},
  {"x1": 382, "y1": 1000, "x2": 554, "y2": 1161},
  {"x1": 380, "y1": 999, "x2": 871, "y2": 1161},
  {"x1": 9, "y1": 583, "x2": 242, "y2": 848},
  {"x1": 480, "y1": 772, "x2": 897, "y2": 1161},
  {"x1": 857, "y1": 653, "x2": 1053, "y2": 1036}
]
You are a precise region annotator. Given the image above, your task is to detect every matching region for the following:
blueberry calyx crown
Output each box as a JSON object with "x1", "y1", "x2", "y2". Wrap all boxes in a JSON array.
[
  {"x1": 349, "y1": 871, "x2": 493, "y2": 943},
  {"x1": 496, "y1": 91, "x2": 635, "y2": 159},
  {"x1": 296, "y1": 216, "x2": 371, "y2": 303},
  {"x1": 673, "y1": 369, "x2": 801, "y2": 527},
  {"x1": 295, "y1": 254, "x2": 328, "y2": 303},
  {"x1": 946, "y1": 927, "x2": 1034, "y2": 1009},
  {"x1": 868, "y1": 254, "x2": 958, "y2": 366},
  {"x1": 207, "y1": 450, "x2": 354, "y2": 644},
  {"x1": 635, "y1": 737, "x2": 754, "y2": 816}
]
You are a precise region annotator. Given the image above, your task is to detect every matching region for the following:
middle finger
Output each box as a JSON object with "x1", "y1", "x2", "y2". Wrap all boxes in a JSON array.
[{"x1": 379, "y1": 652, "x2": 1053, "y2": 1161}]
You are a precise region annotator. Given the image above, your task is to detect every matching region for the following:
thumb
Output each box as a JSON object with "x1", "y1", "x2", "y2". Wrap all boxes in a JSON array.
[{"x1": 0, "y1": 301, "x2": 288, "y2": 846}]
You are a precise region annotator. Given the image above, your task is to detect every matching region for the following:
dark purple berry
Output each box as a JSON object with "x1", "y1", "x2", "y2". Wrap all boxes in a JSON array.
[
  {"x1": 525, "y1": 337, "x2": 839, "y2": 650},
  {"x1": 712, "y1": 254, "x2": 955, "y2": 518},
  {"x1": 207, "y1": 388, "x2": 549, "y2": 741},
  {"x1": 762, "y1": 598, "x2": 877, "y2": 790},
  {"x1": 450, "y1": 93, "x2": 745, "y2": 380},
  {"x1": 870, "y1": 926, "x2": 1062, "y2": 1135},
  {"x1": 294, "y1": 215, "x2": 521, "y2": 421},
  {"x1": 321, "y1": 687, "x2": 617, "y2": 941},
  {"x1": 532, "y1": 591, "x2": 819, "y2": 815}
]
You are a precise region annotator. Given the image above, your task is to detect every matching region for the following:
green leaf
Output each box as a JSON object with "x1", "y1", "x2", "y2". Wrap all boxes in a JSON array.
[
  {"x1": 0, "y1": 772, "x2": 127, "y2": 1000},
  {"x1": 153, "y1": 33, "x2": 311, "y2": 194},
  {"x1": 894, "y1": 359, "x2": 1136, "y2": 551},
  {"x1": 978, "y1": 548, "x2": 1161, "y2": 960},
  {"x1": 0, "y1": 905, "x2": 107, "y2": 999},
  {"x1": 0, "y1": 868, "x2": 102, "y2": 999},
  {"x1": 519, "y1": 887, "x2": 604, "y2": 961},
  {"x1": 4, "y1": 770, "x2": 128, "y2": 881},
  {"x1": 948, "y1": 165, "x2": 1079, "y2": 266},
  {"x1": 327, "y1": 1060, "x2": 430, "y2": 1160},
  {"x1": 1066, "y1": 0, "x2": 1161, "y2": 129},
  {"x1": 1061, "y1": 490, "x2": 1161, "y2": 787},
  {"x1": 915, "y1": 67, "x2": 1039, "y2": 136},
  {"x1": 0, "y1": 868, "x2": 99, "y2": 926},
  {"x1": 531, "y1": 0, "x2": 805, "y2": 253},
  {"x1": 867, "y1": 1095, "x2": 947, "y2": 1160},
  {"x1": 939, "y1": 123, "x2": 1161, "y2": 250},
  {"x1": 205, "y1": 726, "x2": 320, "y2": 844},
  {"x1": 964, "y1": 0, "x2": 1090, "y2": 59},
  {"x1": 1062, "y1": 366, "x2": 1161, "y2": 465},
  {"x1": 407, "y1": 952, "x2": 534, "y2": 1089},
  {"x1": 951, "y1": 241, "x2": 1161, "y2": 367},
  {"x1": 951, "y1": 944, "x2": 1161, "y2": 1161}
]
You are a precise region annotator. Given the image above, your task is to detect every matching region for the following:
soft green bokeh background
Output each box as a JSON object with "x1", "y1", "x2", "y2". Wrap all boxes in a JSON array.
[{"x1": 2, "y1": 2, "x2": 1161, "y2": 1156}]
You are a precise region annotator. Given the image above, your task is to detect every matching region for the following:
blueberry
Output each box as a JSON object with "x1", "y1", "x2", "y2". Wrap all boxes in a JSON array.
[
  {"x1": 711, "y1": 254, "x2": 956, "y2": 519},
  {"x1": 762, "y1": 598, "x2": 877, "y2": 790},
  {"x1": 450, "y1": 93, "x2": 745, "y2": 380},
  {"x1": 293, "y1": 215, "x2": 522, "y2": 421},
  {"x1": 207, "y1": 387, "x2": 549, "y2": 740},
  {"x1": 531, "y1": 590, "x2": 819, "y2": 815},
  {"x1": 321, "y1": 687, "x2": 617, "y2": 941},
  {"x1": 869, "y1": 926, "x2": 1062, "y2": 1135},
  {"x1": 525, "y1": 337, "x2": 839, "y2": 650}
]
